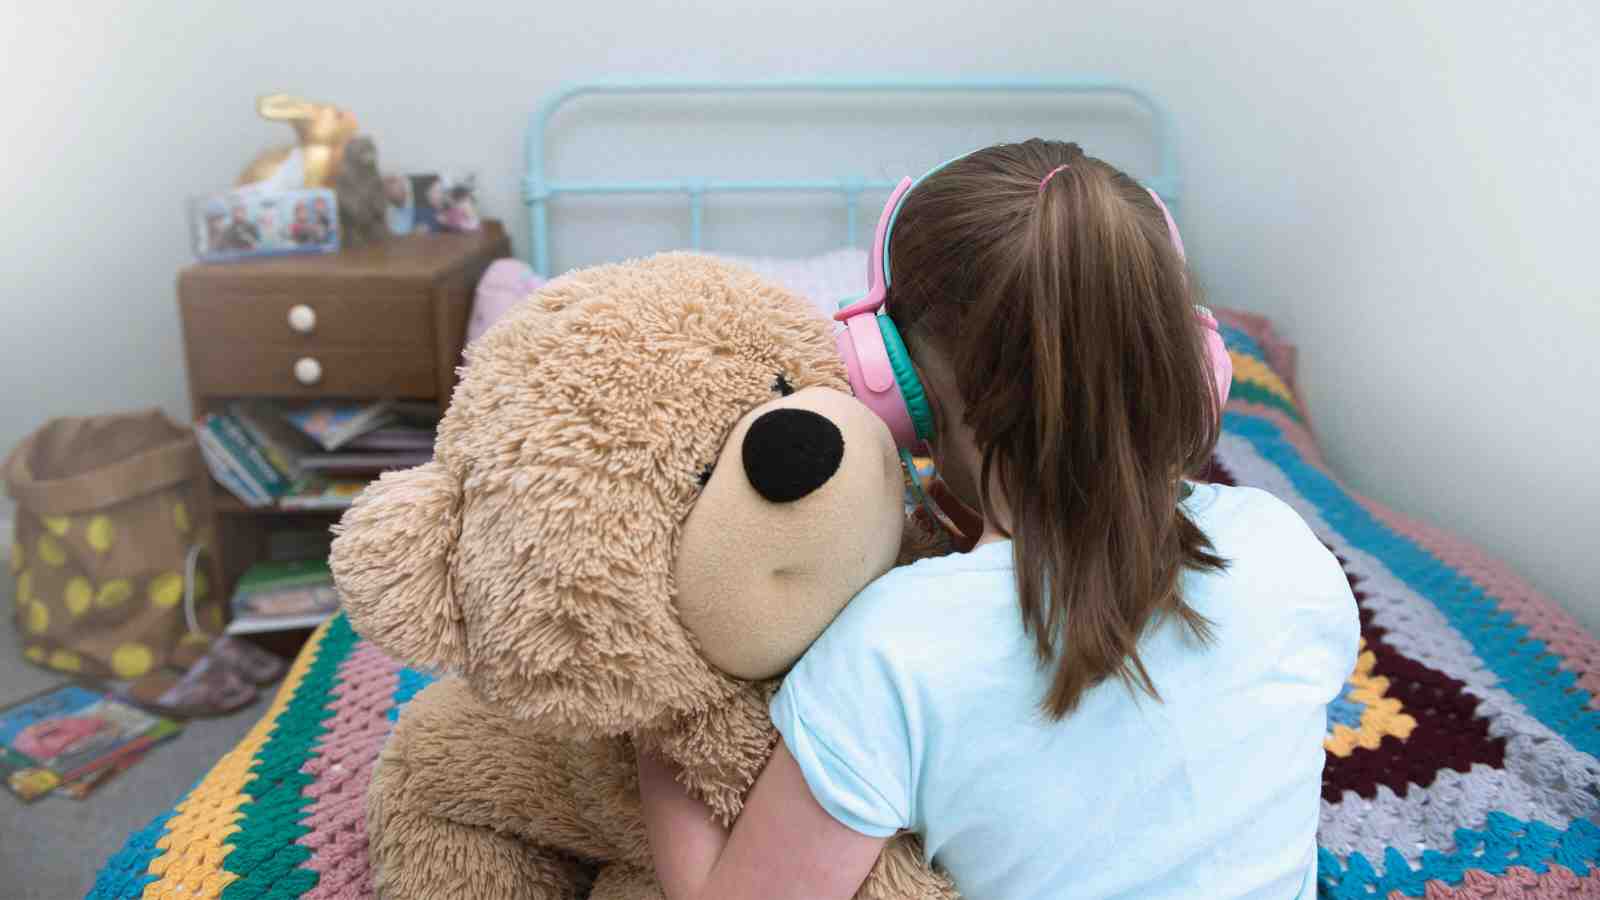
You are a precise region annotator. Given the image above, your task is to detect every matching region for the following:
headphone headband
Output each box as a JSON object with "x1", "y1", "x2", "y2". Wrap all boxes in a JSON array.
[
  {"x1": 1145, "y1": 187, "x2": 1186, "y2": 261},
  {"x1": 834, "y1": 175, "x2": 914, "y2": 322}
]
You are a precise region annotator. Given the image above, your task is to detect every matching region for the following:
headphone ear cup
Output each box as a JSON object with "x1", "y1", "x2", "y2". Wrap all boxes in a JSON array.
[{"x1": 877, "y1": 316, "x2": 936, "y2": 444}]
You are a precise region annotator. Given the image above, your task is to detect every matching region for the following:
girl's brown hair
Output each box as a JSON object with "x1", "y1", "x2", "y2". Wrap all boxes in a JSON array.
[{"x1": 889, "y1": 139, "x2": 1226, "y2": 717}]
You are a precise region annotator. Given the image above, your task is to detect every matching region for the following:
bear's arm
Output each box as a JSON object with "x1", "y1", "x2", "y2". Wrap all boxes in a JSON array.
[
  {"x1": 630, "y1": 512, "x2": 952, "y2": 828},
  {"x1": 634, "y1": 682, "x2": 778, "y2": 827}
]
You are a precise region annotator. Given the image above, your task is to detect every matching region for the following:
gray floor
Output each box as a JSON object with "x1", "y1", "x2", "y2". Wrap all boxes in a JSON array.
[{"x1": 0, "y1": 575, "x2": 273, "y2": 899}]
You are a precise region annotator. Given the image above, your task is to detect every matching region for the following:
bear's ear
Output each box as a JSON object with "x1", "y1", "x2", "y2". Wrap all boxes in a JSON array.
[{"x1": 331, "y1": 461, "x2": 466, "y2": 671}]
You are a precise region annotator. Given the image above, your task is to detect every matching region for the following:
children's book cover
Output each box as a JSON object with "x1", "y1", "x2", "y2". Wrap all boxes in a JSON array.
[{"x1": 0, "y1": 684, "x2": 181, "y2": 802}]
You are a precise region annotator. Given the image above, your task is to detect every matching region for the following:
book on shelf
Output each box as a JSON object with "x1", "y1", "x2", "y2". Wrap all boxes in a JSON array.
[
  {"x1": 0, "y1": 684, "x2": 183, "y2": 802},
  {"x1": 196, "y1": 402, "x2": 433, "y2": 510},
  {"x1": 195, "y1": 420, "x2": 272, "y2": 507},
  {"x1": 206, "y1": 414, "x2": 290, "y2": 496},
  {"x1": 283, "y1": 401, "x2": 399, "y2": 452},
  {"x1": 228, "y1": 400, "x2": 318, "y2": 481},
  {"x1": 277, "y1": 476, "x2": 370, "y2": 511},
  {"x1": 299, "y1": 451, "x2": 432, "y2": 474},
  {"x1": 226, "y1": 558, "x2": 340, "y2": 635},
  {"x1": 342, "y1": 425, "x2": 437, "y2": 452}
]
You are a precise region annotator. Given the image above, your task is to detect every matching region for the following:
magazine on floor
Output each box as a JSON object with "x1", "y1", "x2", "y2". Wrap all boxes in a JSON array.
[{"x1": 0, "y1": 684, "x2": 182, "y2": 802}]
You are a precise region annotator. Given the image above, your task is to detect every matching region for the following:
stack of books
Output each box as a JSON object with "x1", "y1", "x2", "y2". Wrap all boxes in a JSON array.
[
  {"x1": 225, "y1": 558, "x2": 340, "y2": 635},
  {"x1": 194, "y1": 400, "x2": 438, "y2": 511}
]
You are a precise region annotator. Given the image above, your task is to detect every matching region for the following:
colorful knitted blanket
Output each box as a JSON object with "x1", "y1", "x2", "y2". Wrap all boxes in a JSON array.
[{"x1": 90, "y1": 322, "x2": 1600, "y2": 900}]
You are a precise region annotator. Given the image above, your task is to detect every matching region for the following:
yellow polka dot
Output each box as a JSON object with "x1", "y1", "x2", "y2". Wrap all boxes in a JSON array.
[
  {"x1": 149, "y1": 572, "x2": 184, "y2": 609},
  {"x1": 36, "y1": 534, "x2": 66, "y2": 567},
  {"x1": 64, "y1": 577, "x2": 92, "y2": 617},
  {"x1": 24, "y1": 645, "x2": 46, "y2": 663},
  {"x1": 111, "y1": 643, "x2": 154, "y2": 679},
  {"x1": 96, "y1": 578, "x2": 133, "y2": 610},
  {"x1": 8, "y1": 540, "x2": 20, "y2": 574},
  {"x1": 180, "y1": 630, "x2": 211, "y2": 647},
  {"x1": 15, "y1": 569, "x2": 31, "y2": 606},
  {"x1": 86, "y1": 515, "x2": 114, "y2": 554},
  {"x1": 48, "y1": 649, "x2": 81, "y2": 672},
  {"x1": 173, "y1": 502, "x2": 191, "y2": 534},
  {"x1": 194, "y1": 570, "x2": 209, "y2": 601},
  {"x1": 208, "y1": 604, "x2": 224, "y2": 631},
  {"x1": 25, "y1": 600, "x2": 49, "y2": 635},
  {"x1": 43, "y1": 516, "x2": 70, "y2": 537}
]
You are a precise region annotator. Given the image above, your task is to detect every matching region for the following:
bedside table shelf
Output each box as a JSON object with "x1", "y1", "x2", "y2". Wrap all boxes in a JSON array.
[
  {"x1": 178, "y1": 222, "x2": 511, "y2": 613},
  {"x1": 207, "y1": 489, "x2": 348, "y2": 517}
]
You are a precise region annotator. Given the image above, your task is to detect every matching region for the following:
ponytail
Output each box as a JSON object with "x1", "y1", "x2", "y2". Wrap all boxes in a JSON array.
[{"x1": 889, "y1": 140, "x2": 1225, "y2": 717}]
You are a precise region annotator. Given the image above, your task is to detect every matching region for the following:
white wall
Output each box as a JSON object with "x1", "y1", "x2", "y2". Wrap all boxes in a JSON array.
[{"x1": 1, "y1": 0, "x2": 1595, "y2": 628}]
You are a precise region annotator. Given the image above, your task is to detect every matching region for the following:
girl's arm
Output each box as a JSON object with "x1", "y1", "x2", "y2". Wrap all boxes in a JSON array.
[{"x1": 638, "y1": 740, "x2": 887, "y2": 900}]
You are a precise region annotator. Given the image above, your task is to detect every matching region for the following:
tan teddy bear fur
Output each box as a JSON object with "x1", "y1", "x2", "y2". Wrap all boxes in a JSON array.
[{"x1": 331, "y1": 253, "x2": 959, "y2": 900}]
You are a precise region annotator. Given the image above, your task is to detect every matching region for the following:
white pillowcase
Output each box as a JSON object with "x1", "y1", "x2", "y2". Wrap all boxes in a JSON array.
[
  {"x1": 468, "y1": 248, "x2": 871, "y2": 351},
  {"x1": 713, "y1": 247, "x2": 868, "y2": 322}
]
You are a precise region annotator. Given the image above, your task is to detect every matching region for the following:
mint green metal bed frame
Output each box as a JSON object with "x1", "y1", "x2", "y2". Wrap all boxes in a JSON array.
[{"x1": 523, "y1": 77, "x2": 1178, "y2": 276}]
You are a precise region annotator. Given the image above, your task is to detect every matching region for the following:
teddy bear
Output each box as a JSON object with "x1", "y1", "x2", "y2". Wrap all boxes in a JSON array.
[{"x1": 331, "y1": 252, "x2": 960, "y2": 900}]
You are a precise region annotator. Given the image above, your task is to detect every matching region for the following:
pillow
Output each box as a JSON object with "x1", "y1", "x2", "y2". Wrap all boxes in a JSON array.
[
  {"x1": 712, "y1": 248, "x2": 868, "y2": 321},
  {"x1": 467, "y1": 250, "x2": 860, "y2": 351},
  {"x1": 467, "y1": 258, "x2": 546, "y2": 347}
]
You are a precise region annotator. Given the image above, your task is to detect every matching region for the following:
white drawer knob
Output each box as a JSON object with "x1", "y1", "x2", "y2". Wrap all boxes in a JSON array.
[
  {"x1": 287, "y1": 304, "x2": 317, "y2": 334},
  {"x1": 293, "y1": 357, "x2": 322, "y2": 386}
]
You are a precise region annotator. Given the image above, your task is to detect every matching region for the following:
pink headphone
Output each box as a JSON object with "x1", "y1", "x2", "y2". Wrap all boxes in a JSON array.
[{"x1": 834, "y1": 160, "x2": 1233, "y2": 456}]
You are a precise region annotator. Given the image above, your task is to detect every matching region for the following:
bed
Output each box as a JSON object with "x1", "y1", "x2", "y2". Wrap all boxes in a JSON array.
[{"x1": 91, "y1": 79, "x2": 1600, "y2": 900}]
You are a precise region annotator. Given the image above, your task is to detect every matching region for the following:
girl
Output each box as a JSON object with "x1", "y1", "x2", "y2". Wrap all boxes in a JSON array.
[{"x1": 640, "y1": 140, "x2": 1359, "y2": 900}]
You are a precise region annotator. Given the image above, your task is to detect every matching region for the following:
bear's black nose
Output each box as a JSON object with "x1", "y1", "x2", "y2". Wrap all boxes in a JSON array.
[{"x1": 741, "y1": 407, "x2": 845, "y2": 503}]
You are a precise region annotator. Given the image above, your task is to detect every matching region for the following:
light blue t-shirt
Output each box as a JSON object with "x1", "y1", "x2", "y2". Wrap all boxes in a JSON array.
[{"x1": 771, "y1": 483, "x2": 1360, "y2": 900}]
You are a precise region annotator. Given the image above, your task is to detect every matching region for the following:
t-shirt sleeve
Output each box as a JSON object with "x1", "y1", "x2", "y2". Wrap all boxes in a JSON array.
[
  {"x1": 1256, "y1": 494, "x2": 1362, "y2": 702},
  {"x1": 769, "y1": 577, "x2": 915, "y2": 838}
]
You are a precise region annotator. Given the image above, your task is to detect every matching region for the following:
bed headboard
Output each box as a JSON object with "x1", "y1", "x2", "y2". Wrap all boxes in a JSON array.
[{"x1": 523, "y1": 77, "x2": 1179, "y2": 276}]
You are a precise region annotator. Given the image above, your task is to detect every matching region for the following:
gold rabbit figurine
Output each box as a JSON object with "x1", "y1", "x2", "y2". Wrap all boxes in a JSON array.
[{"x1": 238, "y1": 94, "x2": 360, "y2": 188}]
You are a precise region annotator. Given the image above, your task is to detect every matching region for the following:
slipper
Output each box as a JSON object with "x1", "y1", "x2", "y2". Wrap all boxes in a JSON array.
[
  {"x1": 206, "y1": 635, "x2": 288, "y2": 686},
  {"x1": 116, "y1": 656, "x2": 258, "y2": 719},
  {"x1": 166, "y1": 633, "x2": 288, "y2": 686}
]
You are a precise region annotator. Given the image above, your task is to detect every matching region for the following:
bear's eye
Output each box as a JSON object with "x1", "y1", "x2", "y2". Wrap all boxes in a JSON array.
[
  {"x1": 696, "y1": 462, "x2": 716, "y2": 488},
  {"x1": 772, "y1": 372, "x2": 795, "y2": 396}
]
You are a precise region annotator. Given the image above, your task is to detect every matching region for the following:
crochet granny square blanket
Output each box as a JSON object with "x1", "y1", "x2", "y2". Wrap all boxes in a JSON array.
[{"x1": 90, "y1": 323, "x2": 1600, "y2": 900}]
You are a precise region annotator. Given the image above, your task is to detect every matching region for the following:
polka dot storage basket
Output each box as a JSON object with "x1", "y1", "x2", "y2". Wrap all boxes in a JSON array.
[{"x1": 3, "y1": 409, "x2": 220, "y2": 679}]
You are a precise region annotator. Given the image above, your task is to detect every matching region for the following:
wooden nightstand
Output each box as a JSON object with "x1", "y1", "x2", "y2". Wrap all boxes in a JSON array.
[{"x1": 177, "y1": 221, "x2": 510, "y2": 620}]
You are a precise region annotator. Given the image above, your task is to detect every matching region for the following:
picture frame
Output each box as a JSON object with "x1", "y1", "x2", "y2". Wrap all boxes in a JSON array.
[
  {"x1": 383, "y1": 171, "x2": 481, "y2": 234},
  {"x1": 190, "y1": 186, "x2": 341, "y2": 262}
]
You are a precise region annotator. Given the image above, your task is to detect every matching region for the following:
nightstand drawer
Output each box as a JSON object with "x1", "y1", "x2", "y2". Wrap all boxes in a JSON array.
[
  {"x1": 187, "y1": 344, "x2": 436, "y2": 398},
  {"x1": 179, "y1": 288, "x2": 434, "y2": 348}
]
